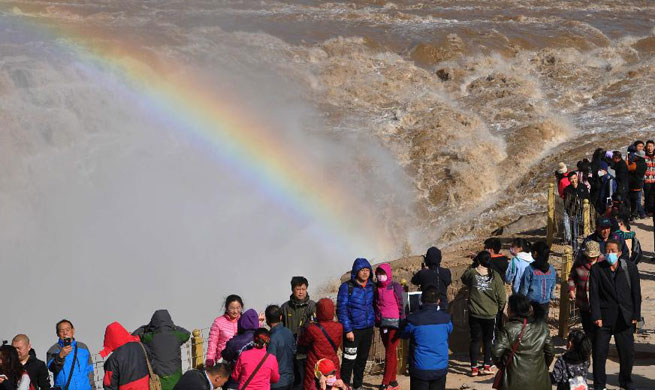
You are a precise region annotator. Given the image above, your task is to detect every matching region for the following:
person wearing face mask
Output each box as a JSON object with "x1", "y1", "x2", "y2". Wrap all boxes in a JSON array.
[
  {"x1": 461, "y1": 251, "x2": 506, "y2": 377},
  {"x1": 373, "y1": 264, "x2": 405, "y2": 390},
  {"x1": 589, "y1": 239, "x2": 641, "y2": 390}
]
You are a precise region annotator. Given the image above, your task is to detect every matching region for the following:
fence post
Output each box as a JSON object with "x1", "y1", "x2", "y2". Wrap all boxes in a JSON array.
[
  {"x1": 558, "y1": 248, "x2": 573, "y2": 338},
  {"x1": 547, "y1": 183, "x2": 555, "y2": 247},
  {"x1": 192, "y1": 329, "x2": 204, "y2": 368},
  {"x1": 582, "y1": 199, "x2": 590, "y2": 237}
]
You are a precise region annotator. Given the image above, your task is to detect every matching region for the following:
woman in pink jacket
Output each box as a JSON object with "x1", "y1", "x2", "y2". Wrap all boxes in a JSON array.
[
  {"x1": 374, "y1": 263, "x2": 405, "y2": 390},
  {"x1": 206, "y1": 294, "x2": 243, "y2": 367},
  {"x1": 232, "y1": 328, "x2": 280, "y2": 390}
]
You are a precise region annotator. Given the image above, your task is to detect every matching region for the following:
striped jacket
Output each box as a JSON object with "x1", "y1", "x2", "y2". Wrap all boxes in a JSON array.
[
  {"x1": 567, "y1": 258, "x2": 599, "y2": 312},
  {"x1": 645, "y1": 153, "x2": 655, "y2": 184}
]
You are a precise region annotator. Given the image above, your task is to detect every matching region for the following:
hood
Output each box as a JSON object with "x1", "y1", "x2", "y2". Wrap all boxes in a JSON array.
[
  {"x1": 29, "y1": 348, "x2": 36, "y2": 359},
  {"x1": 516, "y1": 252, "x2": 534, "y2": 263},
  {"x1": 316, "y1": 298, "x2": 335, "y2": 322},
  {"x1": 237, "y1": 309, "x2": 260, "y2": 333},
  {"x1": 424, "y1": 247, "x2": 442, "y2": 268},
  {"x1": 376, "y1": 263, "x2": 393, "y2": 287},
  {"x1": 148, "y1": 309, "x2": 175, "y2": 331},
  {"x1": 100, "y1": 322, "x2": 140, "y2": 358},
  {"x1": 350, "y1": 258, "x2": 373, "y2": 282}
]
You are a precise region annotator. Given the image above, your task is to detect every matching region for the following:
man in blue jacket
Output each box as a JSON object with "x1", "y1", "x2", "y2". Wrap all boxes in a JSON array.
[
  {"x1": 266, "y1": 305, "x2": 296, "y2": 390},
  {"x1": 400, "y1": 285, "x2": 453, "y2": 390},
  {"x1": 337, "y1": 258, "x2": 375, "y2": 390},
  {"x1": 46, "y1": 319, "x2": 95, "y2": 390}
]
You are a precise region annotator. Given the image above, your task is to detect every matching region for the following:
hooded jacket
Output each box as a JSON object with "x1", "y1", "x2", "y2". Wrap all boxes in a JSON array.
[
  {"x1": 47, "y1": 339, "x2": 94, "y2": 390},
  {"x1": 298, "y1": 298, "x2": 343, "y2": 390},
  {"x1": 613, "y1": 158, "x2": 629, "y2": 194},
  {"x1": 461, "y1": 267, "x2": 506, "y2": 319},
  {"x1": 400, "y1": 303, "x2": 452, "y2": 381},
  {"x1": 132, "y1": 310, "x2": 190, "y2": 390},
  {"x1": 24, "y1": 349, "x2": 51, "y2": 390},
  {"x1": 519, "y1": 264, "x2": 557, "y2": 304},
  {"x1": 492, "y1": 318, "x2": 555, "y2": 390},
  {"x1": 336, "y1": 258, "x2": 376, "y2": 332},
  {"x1": 101, "y1": 322, "x2": 149, "y2": 390},
  {"x1": 221, "y1": 309, "x2": 260, "y2": 364},
  {"x1": 628, "y1": 156, "x2": 647, "y2": 191},
  {"x1": 267, "y1": 324, "x2": 295, "y2": 389},
  {"x1": 410, "y1": 247, "x2": 452, "y2": 309},
  {"x1": 206, "y1": 313, "x2": 239, "y2": 362},
  {"x1": 374, "y1": 263, "x2": 405, "y2": 324},
  {"x1": 505, "y1": 252, "x2": 534, "y2": 294}
]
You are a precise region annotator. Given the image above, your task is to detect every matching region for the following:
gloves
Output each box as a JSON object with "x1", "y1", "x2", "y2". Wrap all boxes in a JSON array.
[{"x1": 205, "y1": 359, "x2": 215, "y2": 368}]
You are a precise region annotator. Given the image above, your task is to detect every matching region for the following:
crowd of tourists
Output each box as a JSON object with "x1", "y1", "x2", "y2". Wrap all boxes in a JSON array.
[{"x1": 0, "y1": 143, "x2": 647, "y2": 390}]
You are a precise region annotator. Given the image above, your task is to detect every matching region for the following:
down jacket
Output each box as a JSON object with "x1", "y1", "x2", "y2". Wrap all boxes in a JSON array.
[
  {"x1": 206, "y1": 314, "x2": 239, "y2": 362},
  {"x1": 374, "y1": 263, "x2": 405, "y2": 325},
  {"x1": 337, "y1": 258, "x2": 375, "y2": 333},
  {"x1": 133, "y1": 310, "x2": 190, "y2": 390},
  {"x1": 101, "y1": 322, "x2": 149, "y2": 390},
  {"x1": 298, "y1": 298, "x2": 343, "y2": 390}
]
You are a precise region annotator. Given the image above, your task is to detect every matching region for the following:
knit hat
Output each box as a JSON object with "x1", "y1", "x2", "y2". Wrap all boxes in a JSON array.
[
  {"x1": 557, "y1": 162, "x2": 567, "y2": 174},
  {"x1": 583, "y1": 240, "x2": 601, "y2": 258},
  {"x1": 314, "y1": 358, "x2": 336, "y2": 378}
]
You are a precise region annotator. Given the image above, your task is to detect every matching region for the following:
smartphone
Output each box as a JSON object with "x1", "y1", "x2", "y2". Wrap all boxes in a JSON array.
[{"x1": 63, "y1": 338, "x2": 72, "y2": 346}]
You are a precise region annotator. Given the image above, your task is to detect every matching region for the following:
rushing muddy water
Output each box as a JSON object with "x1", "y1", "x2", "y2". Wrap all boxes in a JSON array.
[{"x1": 1, "y1": 0, "x2": 655, "y2": 352}]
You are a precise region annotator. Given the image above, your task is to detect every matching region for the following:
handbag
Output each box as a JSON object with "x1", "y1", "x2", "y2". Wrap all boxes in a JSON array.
[
  {"x1": 138, "y1": 342, "x2": 162, "y2": 390},
  {"x1": 316, "y1": 323, "x2": 338, "y2": 353},
  {"x1": 493, "y1": 318, "x2": 527, "y2": 389},
  {"x1": 240, "y1": 352, "x2": 270, "y2": 390}
]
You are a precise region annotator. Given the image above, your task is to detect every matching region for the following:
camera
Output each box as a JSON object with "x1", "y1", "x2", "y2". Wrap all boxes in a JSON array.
[{"x1": 63, "y1": 338, "x2": 72, "y2": 346}]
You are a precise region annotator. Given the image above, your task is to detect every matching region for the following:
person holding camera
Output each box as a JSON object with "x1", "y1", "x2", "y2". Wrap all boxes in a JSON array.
[
  {"x1": 46, "y1": 320, "x2": 94, "y2": 390},
  {"x1": 410, "y1": 247, "x2": 452, "y2": 310}
]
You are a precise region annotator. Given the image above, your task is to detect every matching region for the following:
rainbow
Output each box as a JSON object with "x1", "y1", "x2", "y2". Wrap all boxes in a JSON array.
[{"x1": 2, "y1": 4, "x2": 397, "y2": 257}]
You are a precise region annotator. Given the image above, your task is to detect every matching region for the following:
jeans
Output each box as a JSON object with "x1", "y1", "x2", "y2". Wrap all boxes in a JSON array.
[
  {"x1": 410, "y1": 375, "x2": 446, "y2": 390},
  {"x1": 341, "y1": 327, "x2": 374, "y2": 389},
  {"x1": 468, "y1": 315, "x2": 495, "y2": 367},
  {"x1": 291, "y1": 358, "x2": 305, "y2": 390}
]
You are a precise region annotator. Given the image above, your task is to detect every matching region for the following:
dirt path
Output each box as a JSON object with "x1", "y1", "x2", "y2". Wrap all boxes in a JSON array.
[{"x1": 362, "y1": 219, "x2": 655, "y2": 389}]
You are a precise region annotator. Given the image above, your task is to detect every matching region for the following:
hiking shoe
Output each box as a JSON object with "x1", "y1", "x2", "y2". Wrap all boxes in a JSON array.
[
  {"x1": 482, "y1": 365, "x2": 496, "y2": 375},
  {"x1": 471, "y1": 366, "x2": 479, "y2": 376}
]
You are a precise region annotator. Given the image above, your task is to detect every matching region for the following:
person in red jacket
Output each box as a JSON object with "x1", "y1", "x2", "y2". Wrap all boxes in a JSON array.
[
  {"x1": 298, "y1": 298, "x2": 343, "y2": 390},
  {"x1": 100, "y1": 322, "x2": 149, "y2": 390},
  {"x1": 232, "y1": 329, "x2": 280, "y2": 390}
]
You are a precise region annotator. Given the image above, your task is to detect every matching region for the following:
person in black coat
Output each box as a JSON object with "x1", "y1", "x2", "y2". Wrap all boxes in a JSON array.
[
  {"x1": 11, "y1": 335, "x2": 51, "y2": 390},
  {"x1": 589, "y1": 239, "x2": 641, "y2": 390},
  {"x1": 411, "y1": 247, "x2": 452, "y2": 310},
  {"x1": 612, "y1": 151, "x2": 630, "y2": 209},
  {"x1": 173, "y1": 363, "x2": 231, "y2": 390},
  {"x1": 628, "y1": 151, "x2": 648, "y2": 219}
]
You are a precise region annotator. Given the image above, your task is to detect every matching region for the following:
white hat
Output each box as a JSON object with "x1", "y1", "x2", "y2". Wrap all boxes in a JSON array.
[{"x1": 557, "y1": 162, "x2": 567, "y2": 175}]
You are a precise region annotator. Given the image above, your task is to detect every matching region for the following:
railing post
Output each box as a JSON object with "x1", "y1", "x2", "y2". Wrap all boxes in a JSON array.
[
  {"x1": 192, "y1": 329, "x2": 204, "y2": 368},
  {"x1": 558, "y1": 248, "x2": 573, "y2": 338},
  {"x1": 547, "y1": 183, "x2": 556, "y2": 247},
  {"x1": 583, "y1": 199, "x2": 590, "y2": 237}
]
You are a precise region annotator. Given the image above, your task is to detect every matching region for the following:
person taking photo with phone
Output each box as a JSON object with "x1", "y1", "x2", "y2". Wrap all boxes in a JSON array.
[{"x1": 46, "y1": 320, "x2": 94, "y2": 390}]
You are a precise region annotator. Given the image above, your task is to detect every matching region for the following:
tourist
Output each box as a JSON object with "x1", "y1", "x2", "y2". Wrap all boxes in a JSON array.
[
  {"x1": 231, "y1": 329, "x2": 280, "y2": 390},
  {"x1": 568, "y1": 240, "x2": 601, "y2": 336},
  {"x1": 0, "y1": 345, "x2": 30, "y2": 390},
  {"x1": 642, "y1": 140, "x2": 655, "y2": 214},
  {"x1": 265, "y1": 305, "x2": 296, "y2": 390},
  {"x1": 589, "y1": 239, "x2": 641, "y2": 390},
  {"x1": 550, "y1": 330, "x2": 592, "y2": 390},
  {"x1": 46, "y1": 320, "x2": 94, "y2": 390},
  {"x1": 11, "y1": 334, "x2": 50, "y2": 390},
  {"x1": 627, "y1": 150, "x2": 647, "y2": 219},
  {"x1": 313, "y1": 359, "x2": 349, "y2": 390},
  {"x1": 222, "y1": 309, "x2": 261, "y2": 389},
  {"x1": 520, "y1": 241, "x2": 557, "y2": 322},
  {"x1": 411, "y1": 247, "x2": 452, "y2": 310},
  {"x1": 505, "y1": 238, "x2": 533, "y2": 294},
  {"x1": 580, "y1": 217, "x2": 629, "y2": 261},
  {"x1": 484, "y1": 238, "x2": 509, "y2": 283},
  {"x1": 280, "y1": 276, "x2": 316, "y2": 390},
  {"x1": 298, "y1": 298, "x2": 343, "y2": 390},
  {"x1": 173, "y1": 362, "x2": 231, "y2": 390},
  {"x1": 563, "y1": 171, "x2": 589, "y2": 250},
  {"x1": 374, "y1": 263, "x2": 405, "y2": 390},
  {"x1": 492, "y1": 294, "x2": 554, "y2": 390},
  {"x1": 337, "y1": 258, "x2": 375, "y2": 390},
  {"x1": 206, "y1": 295, "x2": 243, "y2": 368},
  {"x1": 100, "y1": 322, "x2": 149, "y2": 390},
  {"x1": 132, "y1": 310, "x2": 190, "y2": 390},
  {"x1": 461, "y1": 251, "x2": 506, "y2": 376},
  {"x1": 400, "y1": 285, "x2": 452, "y2": 390}
]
